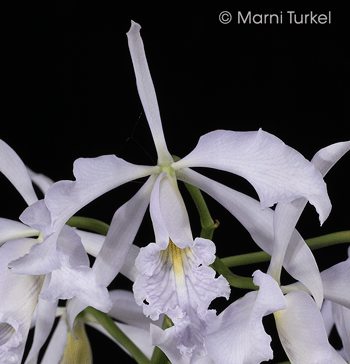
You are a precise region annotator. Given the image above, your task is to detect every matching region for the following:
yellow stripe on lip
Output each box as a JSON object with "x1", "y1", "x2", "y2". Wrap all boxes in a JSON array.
[{"x1": 160, "y1": 239, "x2": 193, "y2": 286}]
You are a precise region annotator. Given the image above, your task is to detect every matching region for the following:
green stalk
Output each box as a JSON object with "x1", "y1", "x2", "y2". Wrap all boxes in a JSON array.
[
  {"x1": 184, "y1": 181, "x2": 219, "y2": 240},
  {"x1": 66, "y1": 216, "x2": 110, "y2": 236},
  {"x1": 150, "y1": 316, "x2": 173, "y2": 364},
  {"x1": 82, "y1": 307, "x2": 150, "y2": 364},
  {"x1": 222, "y1": 230, "x2": 350, "y2": 268},
  {"x1": 210, "y1": 256, "x2": 258, "y2": 290}
]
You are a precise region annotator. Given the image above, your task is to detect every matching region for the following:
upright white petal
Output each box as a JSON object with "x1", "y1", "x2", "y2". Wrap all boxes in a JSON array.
[
  {"x1": 127, "y1": 21, "x2": 173, "y2": 164},
  {"x1": 24, "y1": 282, "x2": 58, "y2": 364},
  {"x1": 205, "y1": 270, "x2": 286, "y2": 364},
  {"x1": 93, "y1": 174, "x2": 156, "y2": 287},
  {"x1": 66, "y1": 176, "x2": 155, "y2": 330},
  {"x1": 0, "y1": 139, "x2": 38, "y2": 206},
  {"x1": 150, "y1": 172, "x2": 193, "y2": 249},
  {"x1": 268, "y1": 140, "x2": 350, "y2": 288},
  {"x1": 177, "y1": 168, "x2": 323, "y2": 306},
  {"x1": 26, "y1": 167, "x2": 54, "y2": 195},
  {"x1": 274, "y1": 290, "x2": 333, "y2": 364},
  {"x1": 311, "y1": 140, "x2": 350, "y2": 176},
  {"x1": 321, "y1": 259, "x2": 350, "y2": 309},
  {"x1": 174, "y1": 129, "x2": 331, "y2": 225}
]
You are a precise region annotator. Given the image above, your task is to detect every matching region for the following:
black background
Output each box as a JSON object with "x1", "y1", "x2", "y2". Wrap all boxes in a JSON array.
[{"x1": 2, "y1": 1, "x2": 349, "y2": 363}]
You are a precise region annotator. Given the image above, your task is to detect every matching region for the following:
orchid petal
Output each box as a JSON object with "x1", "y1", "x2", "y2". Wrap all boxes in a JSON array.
[
  {"x1": 45, "y1": 155, "x2": 157, "y2": 231},
  {"x1": 120, "y1": 244, "x2": 140, "y2": 282},
  {"x1": 126, "y1": 21, "x2": 172, "y2": 164},
  {"x1": 177, "y1": 168, "x2": 323, "y2": 306},
  {"x1": 26, "y1": 167, "x2": 54, "y2": 195},
  {"x1": 9, "y1": 232, "x2": 61, "y2": 275},
  {"x1": 0, "y1": 218, "x2": 38, "y2": 246},
  {"x1": 205, "y1": 270, "x2": 286, "y2": 364},
  {"x1": 274, "y1": 290, "x2": 332, "y2": 364},
  {"x1": 76, "y1": 230, "x2": 104, "y2": 257},
  {"x1": 174, "y1": 129, "x2": 331, "y2": 224},
  {"x1": 56, "y1": 225, "x2": 90, "y2": 268},
  {"x1": 330, "y1": 345, "x2": 348, "y2": 364},
  {"x1": 66, "y1": 176, "x2": 155, "y2": 330},
  {"x1": 321, "y1": 300, "x2": 334, "y2": 336},
  {"x1": 108, "y1": 290, "x2": 163, "y2": 331},
  {"x1": 93, "y1": 174, "x2": 156, "y2": 287},
  {"x1": 311, "y1": 140, "x2": 350, "y2": 176},
  {"x1": 134, "y1": 237, "x2": 229, "y2": 356},
  {"x1": 19, "y1": 200, "x2": 53, "y2": 236},
  {"x1": 0, "y1": 139, "x2": 38, "y2": 206},
  {"x1": 24, "y1": 278, "x2": 58, "y2": 364},
  {"x1": 76, "y1": 229, "x2": 140, "y2": 281},
  {"x1": 40, "y1": 314, "x2": 68, "y2": 364},
  {"x1": 332, "y1": 303, "x2": 350, "y2": 362},
  {"x1": 39, "y1": 248, "x2": 111, "y2": 313},
  {"x1": 150, "y1": 324, "x2": 190, "y2": 364},
  {"x1": 0, "y1": 239, "x2": 44, "y2": 363},
  {"x1": 321, "y1": 259, "x2": 350, "y2": 309},
  {"x1": 150, "y1": 172, "x2": 193, "y2": 249},
  {"x1": 268, "y1": 140, "x2": 350, "y2": 289}
]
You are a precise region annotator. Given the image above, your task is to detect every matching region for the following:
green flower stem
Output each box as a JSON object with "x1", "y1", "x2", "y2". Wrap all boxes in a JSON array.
[
  {"x1": 183, "y1": 181, "x2": 219, "y2": 240},
  {"x1": 210, "y1": 256, "x2": 258, "y2": 290},
  {"x1": 222, "y1": 230, "x2": 350, "y2": 268},
  {"x1": 82, "y1": 307, "x2": 150, "y2": 364},
  {"x1": 66, "y1": 216, "x2": 110, "y2": 236},
  {"x1": 150, "y1": 316, "x2": 173, "y2": 364},
  {"x1": 180, "y1": 175, "x2": 257, "y2": 290}
]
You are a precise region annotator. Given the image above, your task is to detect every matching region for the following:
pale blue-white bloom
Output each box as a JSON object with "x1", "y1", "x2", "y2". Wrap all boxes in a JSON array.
[
  {"x1": 0, "y1": 140, "x2": 111, "y2": 363},
  {"x1": 199, "y1": 142, "x2": 349, "y2": 364},
  {"x1": 22, "y1": 21, "x2": 333, "y2": 336},
  {"x1": 37, "y1": 289, "x2": 161, "y2": 363}
]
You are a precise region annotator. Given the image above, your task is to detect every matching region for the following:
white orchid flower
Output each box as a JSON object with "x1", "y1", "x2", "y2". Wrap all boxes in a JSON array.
[
  {"x1": 192, "y1": 142, "x2": 349, "y2": 364},
  {"x1": 0, "y1": 140, "x2": 111, "y2": 363},
  {"x1": 7, "y1": 20, "x2": 336, "y2": 358}
]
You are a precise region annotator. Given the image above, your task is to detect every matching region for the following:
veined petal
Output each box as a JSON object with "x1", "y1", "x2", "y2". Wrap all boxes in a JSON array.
[
  {"x1": 108, "y1": 290, "x2": 163, "y2": 331},
  {"x1": 133, "y1": 237, "x2": 229, "y2": 356},
  {"x1": 0, "y1": 218, "x2": 39, "y2": 246},
  {"x1": 24, "y1": 278, "x2": 58, "y2": 364},
  {"x1": 45, "y1": 155, "x2": 158, "y2": 231},
  {"x1": 66, "y1": 176, "x2": 155, "y2": 330},
  {"x1": 9, "y1": 232, "x2": 61, "y2": 274},
  {"x1": 150, "y1": 325, "x2": 191, "y2": 364},
  {"x1": 332, "y1": 303, "x2": 350, "y2": 362},
  {"x1": 311, "y1": 140, "x2": 350, "y2": 176},
  {"x1": 93, "y1": 174, "x2": 156, "y2": 287},
  {"x1": 268, "y1": 140, "x2": 350, "y2": 292},
  {"x1": 173, "y1": 129, "x2": 331, "y2": 224},
  {"x1": 274, "y1": 290, "x2": 332, "y2": 364},
  {"x1": 27, "y1": 167, "x2": 54, "y2": 195},
  {"x1": 205, "y1": 270, "x2": 286, "y2": 364},
  {"x1": 320, "y1": 259, "x2": 350, "y2": 309},
  {"x1": 39, "y1": 248, "x2": 111, "y2": 313},
  {"x1": 0, "y1": 139, "x2": 38, "y2": 206},
  {"x1": 177, "y1": 168, "x2": 323, "y2": 306},
  {"x1": 126, "y1": 21, "x2": 172, "y2": 164},
  {"x1": 150, "y1": 172, "x2": 193, "y2": 249},
  {"x1": 40, "y1": 313, "x2": 69, "y2": 364},
  {"x1": 0, "y1": 239, "x2": 44, "y2": 363}
]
